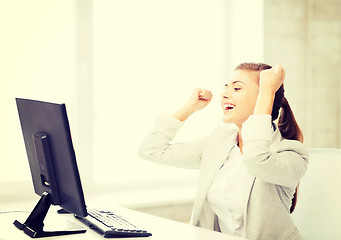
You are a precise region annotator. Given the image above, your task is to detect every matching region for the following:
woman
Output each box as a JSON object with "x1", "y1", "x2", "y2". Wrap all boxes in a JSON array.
[{"x1": 138, "y1": 63, "x2": 309, "y2": 240}]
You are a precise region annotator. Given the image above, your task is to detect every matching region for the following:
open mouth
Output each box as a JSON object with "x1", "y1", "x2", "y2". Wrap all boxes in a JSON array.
[{"x1": 223, "y1": 103, "x2": 236, "y2": 111}]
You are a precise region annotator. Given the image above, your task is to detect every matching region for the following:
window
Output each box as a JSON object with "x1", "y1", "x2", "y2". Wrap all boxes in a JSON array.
[
  {"x1": 91, "y1": 0, "x2": 228, "y2": 188},
  {"x1": 1, "y1": 0, "x2": 265, "y2": 200},
  {"x1": 91, "y1": 0, "x2": 265, "y2": 189},
  {"x1": 0, "y1": 1, "x2": 77, "y2": 192}
]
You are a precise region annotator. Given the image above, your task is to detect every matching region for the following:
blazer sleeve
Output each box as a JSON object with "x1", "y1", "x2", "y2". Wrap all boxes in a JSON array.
[
  {"x1": 241, "y1": 115, "x2": 309, "y2": 188},
  {"x1": 137, "y1": 114, "x2": 205, "y2": 169}
]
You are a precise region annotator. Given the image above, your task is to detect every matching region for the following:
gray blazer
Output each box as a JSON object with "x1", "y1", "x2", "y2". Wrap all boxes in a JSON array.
[{"x1": 138, "y1": 114, "x2": 309, "y2": 240}]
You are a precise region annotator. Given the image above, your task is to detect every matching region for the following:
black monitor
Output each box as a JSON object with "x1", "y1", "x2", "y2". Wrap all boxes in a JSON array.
[{"x1": 14, "y1": 98, "x2": 87, "y2": 238}]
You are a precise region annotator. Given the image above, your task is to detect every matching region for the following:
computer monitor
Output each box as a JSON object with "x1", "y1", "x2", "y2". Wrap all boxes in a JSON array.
[{"x1": 14, "y1": 98, "x2": 87, "y2": 238}]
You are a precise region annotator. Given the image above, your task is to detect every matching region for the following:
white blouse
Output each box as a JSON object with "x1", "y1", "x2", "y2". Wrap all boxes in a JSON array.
[{"x1": 206, "y1": 132, "x2": 253, "y2": 237}]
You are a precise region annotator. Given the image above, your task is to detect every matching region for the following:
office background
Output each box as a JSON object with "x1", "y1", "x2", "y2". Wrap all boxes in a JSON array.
[{"x1": 1, "y1": 0, "x2": 340, "y2": 223}]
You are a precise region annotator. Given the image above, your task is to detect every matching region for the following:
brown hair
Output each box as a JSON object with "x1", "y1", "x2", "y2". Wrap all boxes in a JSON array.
[{"x1": 235, "y1": 62, "x2": 303, "y2": 213}]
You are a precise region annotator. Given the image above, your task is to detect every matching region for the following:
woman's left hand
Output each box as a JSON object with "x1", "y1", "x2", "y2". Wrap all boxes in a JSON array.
[
  {"x1": 253, "y1": 64, "x2": 285, "y2": 116},
  {"x1": 259, "y1": 64, "x2": 285, "y2": 95}
]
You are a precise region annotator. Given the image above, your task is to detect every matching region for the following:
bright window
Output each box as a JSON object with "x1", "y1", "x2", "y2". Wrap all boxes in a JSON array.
[
  {"x1": 0, "y1": 0, "x2": 77, "y2": 187},
  {"x1": 1, "y1": 0, "x2": 265, "y2": 200},
  {"x1": 92, "y1": 0, "x2": 228, "y2": 187}
]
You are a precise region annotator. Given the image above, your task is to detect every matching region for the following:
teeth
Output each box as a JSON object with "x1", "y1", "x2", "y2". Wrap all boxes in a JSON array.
[{"x1": 224, "y1": 103, "x2": 235, "y2": 110}]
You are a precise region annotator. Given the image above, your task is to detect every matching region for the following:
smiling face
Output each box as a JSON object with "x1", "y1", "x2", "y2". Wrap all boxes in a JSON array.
[{"x1": 221, "y1": 70, "x2": 260, "y2": 128}]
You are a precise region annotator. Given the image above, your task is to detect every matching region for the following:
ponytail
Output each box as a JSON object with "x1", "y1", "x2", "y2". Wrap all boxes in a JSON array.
[
  {"x1": 278, "y1": 97, "x2": 304, "y2": 143},
  {"x1": 271, "y1": 85, "x2": 303, "y2": 144},
  {"x1": 273, "y1": 85, "x2": 303, "y2": 214}
]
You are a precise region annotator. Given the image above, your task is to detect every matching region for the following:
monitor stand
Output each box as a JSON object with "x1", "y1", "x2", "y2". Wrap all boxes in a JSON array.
[{"x1": 13, "y1": 192, "x2": 86, "y2": 238}]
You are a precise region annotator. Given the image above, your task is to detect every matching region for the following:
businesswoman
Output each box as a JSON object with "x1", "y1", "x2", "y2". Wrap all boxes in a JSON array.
[{"x1": 138, "y1": 63, "x2": 308, "y2": 240}]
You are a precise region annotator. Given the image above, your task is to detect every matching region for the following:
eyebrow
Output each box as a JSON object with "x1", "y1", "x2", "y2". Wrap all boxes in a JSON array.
[{"x1": 224, "y1": 81, "x2": 245, "y2": 87}]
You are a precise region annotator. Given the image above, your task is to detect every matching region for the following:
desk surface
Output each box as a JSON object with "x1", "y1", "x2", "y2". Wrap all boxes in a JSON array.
[{"x1": 0, "y1": 204, "x2": 246, "y2": 240}]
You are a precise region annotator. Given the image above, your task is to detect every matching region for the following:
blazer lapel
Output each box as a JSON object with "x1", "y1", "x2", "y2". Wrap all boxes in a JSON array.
[
  {"x1": 201, "y1": 140, "x2": 235, "y2": 192},
  {"x1": 192, "y1": 131, "x2": 236, "y2": 224}
]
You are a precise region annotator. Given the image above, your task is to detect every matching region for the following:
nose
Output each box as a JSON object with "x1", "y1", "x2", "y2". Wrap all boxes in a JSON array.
[{"x1": 221, "y1": 91, "x2": 229, "y2": 99}]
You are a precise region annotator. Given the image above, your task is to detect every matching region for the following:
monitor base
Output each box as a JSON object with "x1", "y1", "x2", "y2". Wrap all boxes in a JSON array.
[{"x1": 13, "y1": 192, "x2": 86, "y2": 238}]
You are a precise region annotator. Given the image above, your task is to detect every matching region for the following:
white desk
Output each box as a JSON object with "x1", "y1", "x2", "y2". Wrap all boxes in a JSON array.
[{"x1": 0, "y1": 204, "x2": 246, "y2": 240}]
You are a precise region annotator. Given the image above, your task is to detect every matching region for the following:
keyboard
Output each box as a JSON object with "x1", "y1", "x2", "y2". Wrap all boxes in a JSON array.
[{"x1": 75, "y1": 208, "x2": 152, "y2": 238}]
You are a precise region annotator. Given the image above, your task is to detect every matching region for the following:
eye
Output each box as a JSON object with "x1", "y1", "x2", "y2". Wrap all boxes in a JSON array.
[{"x1": 234, "y1": 88, "x2": 241, "y2": 91}]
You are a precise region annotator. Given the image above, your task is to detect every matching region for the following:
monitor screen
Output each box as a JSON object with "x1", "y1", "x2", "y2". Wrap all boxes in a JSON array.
[{"x1": 16, "y1": 98, "x2": 87, "y2": 218}]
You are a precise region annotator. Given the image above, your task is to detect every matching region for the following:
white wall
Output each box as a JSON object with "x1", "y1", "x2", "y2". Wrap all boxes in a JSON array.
[
  {"x1": 0, "y1": 1, "x2": 78, "y2": 188},
  {"x1": 227, "y1": 0, "x2": 265, "y2": 70}
]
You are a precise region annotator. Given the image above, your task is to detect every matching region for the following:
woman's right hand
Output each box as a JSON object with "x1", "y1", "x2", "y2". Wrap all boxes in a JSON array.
[
  {"x1": 187, "y1": 88, "x2": 213, "y2": 112},
  {"x1": 172, "y1": 88, "x2": 213, "y2": 121}
]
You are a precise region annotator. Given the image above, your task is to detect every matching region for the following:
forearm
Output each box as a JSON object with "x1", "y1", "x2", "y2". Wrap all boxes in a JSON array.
[
  {"x1": 172, "y1": 104, "x2": 196, "y2": 121},
  {"x1": 254, "y1": 64, "x2": 285, "y2": 116},
  {"x1": 172, "y1": 88, "x2": 213, "y2": 121},
  {"x1": 253, "y1": 90, "x2": 275, "y2": 116}
]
